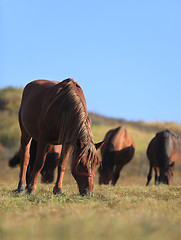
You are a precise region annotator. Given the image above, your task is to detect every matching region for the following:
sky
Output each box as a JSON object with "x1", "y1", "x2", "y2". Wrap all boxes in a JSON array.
[{"x1": 1, "y1": 0, "x2": 181, "y2": 123}]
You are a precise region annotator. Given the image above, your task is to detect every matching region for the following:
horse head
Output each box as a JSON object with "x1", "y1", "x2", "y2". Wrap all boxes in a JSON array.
[
  {"x1": 159, "y1": 162, "x2": 175, "y2": 185},
  {"x1": 98, "y1": 151, "x2": 115, "y2": 185},
  {"x1": 72, "y1": 139, "x2": 104, "y2": 196}
]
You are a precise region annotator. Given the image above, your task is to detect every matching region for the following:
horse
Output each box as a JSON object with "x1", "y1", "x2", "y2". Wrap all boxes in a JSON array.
[
  {"x1": 98, "y1": 126, "x2": 135, "y2": 185},
  {"x1": 9, "y1": 139, "x2": 61, "y2": 184},
  {"x1": 18, "y1": 78, "x2": 104, "y2": 195},
  {"x1": 146, "y1": 129, "x2": 181, "y2": 186}
]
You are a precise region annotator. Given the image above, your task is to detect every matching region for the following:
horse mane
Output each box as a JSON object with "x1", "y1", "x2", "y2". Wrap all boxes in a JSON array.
[
  {"x1": 156, "y1": 129, "x2": 180, "y2": 140},
  {"x1": 45, "y1": 79, "x2": 94, "y2": 163}
]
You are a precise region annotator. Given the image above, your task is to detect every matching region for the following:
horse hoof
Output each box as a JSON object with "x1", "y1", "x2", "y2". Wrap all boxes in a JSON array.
[
  {"x1": 88, "y1": 190, "x2": 94, "y2": 197},
  {"x1": 17, "y1": 183, "x2": 26, "y2": 193},
  {"x1": 27, "y1": 188, "x2": 35, "y2": 195},
  {"x1": 53, "y1": 186, "x2": 62, "y2": 195}
]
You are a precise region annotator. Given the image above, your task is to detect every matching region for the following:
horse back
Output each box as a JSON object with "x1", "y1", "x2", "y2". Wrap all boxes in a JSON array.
[
  {"x1": 113, "y1": 127, "x2": 135, "y2": 151},
  {"x1": 71, "y1": 81, "x2": 87, "y2": 114},
  {"x1": 170, "y1": 133, "x2": 181, "y2": 165},
  {"x1": 19, "y1": 80, "x2": 61, "y2": 139},
  {"x1": 101, "y1": 126, "x2": 135, "y2": 157},
  {"x1": 19, "y1": 78, "x2": 87, "y2": 143},
  {"x1": 147, "y1": 130, "x2": 181, "y2": 167}
]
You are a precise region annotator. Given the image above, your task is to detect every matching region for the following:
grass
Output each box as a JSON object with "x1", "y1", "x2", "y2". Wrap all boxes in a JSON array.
[
  {"x1": 0, "y1": 182, "x2": 181, "y2": 240},
  {"x1": 0, "y1": 86, "x2": 181, "y2": 239},
  {"x1": 0, "y1": 123, "x2": 181, "y2": 240},
  {"x1": 0, "y1": 160, "x2": 181, "y2": 240}
]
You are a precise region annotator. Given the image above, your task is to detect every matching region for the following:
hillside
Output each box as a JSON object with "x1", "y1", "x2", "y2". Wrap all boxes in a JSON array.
[
  {"x1": 0, "y1": 87, "x2": 23, "y2": 157},
  {"x1": 89, "y1": 112, "x2": 181, "y2": 136},
  {"x1": 0, "y1": 87, "x2": 181, "y2": 183}
]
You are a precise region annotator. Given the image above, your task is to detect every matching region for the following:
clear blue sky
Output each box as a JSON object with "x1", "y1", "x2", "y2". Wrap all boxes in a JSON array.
[{"x1": 1, "y1": 0, "x2": 181, "y2": 123}]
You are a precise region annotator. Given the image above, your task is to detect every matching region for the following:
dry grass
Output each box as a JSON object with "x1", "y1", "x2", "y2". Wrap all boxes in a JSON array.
[
  {"x1": 0, "y1": 160, "x2": 181, "y2": 240},
  {"x1": 0, "y1": 87, "x2": 181, "y2": 239},
  {"x1": 1, "y1": 182, "x2": 181, "y2": 240}
]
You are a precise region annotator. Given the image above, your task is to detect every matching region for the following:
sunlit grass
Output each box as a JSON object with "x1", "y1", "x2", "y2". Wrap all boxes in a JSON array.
[
  {"x1": 0, "y1": 183, "x2": 181, "y2": 240},
  {"x1": 0, "y1": 86, "x2": 181, "y2": 239}
]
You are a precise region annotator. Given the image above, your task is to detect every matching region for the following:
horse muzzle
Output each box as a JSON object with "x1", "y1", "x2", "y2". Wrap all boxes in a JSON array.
[{"x1": 79, "y1": 187, "x2": 94, "y2": 196}]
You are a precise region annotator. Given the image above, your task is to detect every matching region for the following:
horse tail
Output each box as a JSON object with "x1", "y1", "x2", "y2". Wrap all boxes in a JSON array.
[
  {"x1": 9, "y1": 151, "x2": 20, "y2": 168},
  {"x1": 157, "y1": 130, "x2": 172, "y2": 169}
]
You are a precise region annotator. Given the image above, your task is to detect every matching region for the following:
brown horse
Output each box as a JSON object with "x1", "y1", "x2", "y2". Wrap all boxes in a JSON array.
[
  {"x1": 18, "y1": 78, "x2": 104, "y2": 195},
  {"x1": 98, "y1": 126, "x2": 135, "y2": 185},
  {"x1": 9, "y1": 139, "x2": 61, "y2": 184},
  {"x1": 146, "y1": 129, "x2": 181, "y2": 186}
]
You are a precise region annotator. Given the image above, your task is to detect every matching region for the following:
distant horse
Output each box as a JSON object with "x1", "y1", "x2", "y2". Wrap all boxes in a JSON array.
[
  {"x1": 9, "y1": 139, "x2": 61, "y2": 184},
  {"x1": 98, "y1": 126, "x2": 135, "y2": 185},
  {"x1": 146, "y1": 129, "x2": 181, "y2": 186},
  {"x1": 41, "y1": 145, "x2": 61, "y2": 183},
  {"x1": 18, "y1": 78, "x2": 104, "y2": 195}
]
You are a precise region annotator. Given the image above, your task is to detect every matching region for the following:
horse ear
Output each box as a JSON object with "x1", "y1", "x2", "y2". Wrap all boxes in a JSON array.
[
  {"x1": 80, "y1": 140, "x2": 85, "y2": 149},
  {"x1": 95, "y1": 140, "x2": 105, "y2": 150},
  {"x1": 77, "y1": 139, "x2": 85, "y2": 149},
  {"x1": 169, "y1": 162, "x2": 175, "y2": 168}
]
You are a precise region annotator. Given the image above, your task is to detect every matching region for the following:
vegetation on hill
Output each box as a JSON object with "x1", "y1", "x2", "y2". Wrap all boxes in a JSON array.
[
  {"x1": 0, "y1": 87, "x2": 181, "y2": 177},
  {"x1": 89, "y1": 112, "x2": 181, "y2": 136},
  {"x1": 0, "y1": 88, "x2": 22, "y2": 157},
  {"x1": 0, "y1": 87, "x2": 181, "y2": 240}
]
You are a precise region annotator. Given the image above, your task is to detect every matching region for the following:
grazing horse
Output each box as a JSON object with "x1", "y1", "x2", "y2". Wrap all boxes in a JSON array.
[
  {"x1": 146, "y1": 129, "x2": 181, "y2": 186},
  {"x1": 98, "y1": 126, "x2": 135, "y2": 185},
  {"x1": 9, "y1": 139, "x2": 61, "y2": 184},
  {"x1": 18, "y1": 78, "x2": 104, "y2": 195}
]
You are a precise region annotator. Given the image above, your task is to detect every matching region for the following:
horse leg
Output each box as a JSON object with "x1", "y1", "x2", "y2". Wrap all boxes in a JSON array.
[
  {"x1": 111, "y1": 164, "x2": 124, "y2": 186},
  {"x1": 146, "y1": 165, "x2": 153, "y2": 186},
  {"x1": 28, "y1": 140, "x2": 53, "y2": 194},
  {"x1": 26, "y1": 139, "x2": 38, "y2": 188},
  {"x1": 53, "y1": 145, "x2": 72, "y2": 195},
  {"x1": 154, "y1": 167, "x2": 159, "y2": 185},
  {"x1": 18, "y1": 132, "x2": 31, "y2": 192}
]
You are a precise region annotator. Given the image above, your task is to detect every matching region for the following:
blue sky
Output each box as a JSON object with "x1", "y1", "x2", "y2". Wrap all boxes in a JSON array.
[{"x1": 1, "y1": 0, "x2": 181, "y2": 123}]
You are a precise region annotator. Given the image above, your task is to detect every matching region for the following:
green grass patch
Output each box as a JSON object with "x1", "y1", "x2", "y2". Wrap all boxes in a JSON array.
[
  {"x1": 0, "y1": 183, "x2": 181, "y2": 240},
  {"x1": 1, "y1": 87, "x2": 181, "y2": 240}
]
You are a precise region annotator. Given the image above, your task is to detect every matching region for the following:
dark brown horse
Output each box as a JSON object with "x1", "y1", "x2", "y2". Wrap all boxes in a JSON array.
[
  {"x1": 146, "y1": 129, "x2": 181, "y2": 186},
  {"x1": 98, "y1": 126, "x2": 135, "y2": 185},
  {"x1": 18, "y1": 78, "x2": 103, "y2": 195},
  {"x1": 9, "y1": 139, "x2": 61, "y2": 184}
]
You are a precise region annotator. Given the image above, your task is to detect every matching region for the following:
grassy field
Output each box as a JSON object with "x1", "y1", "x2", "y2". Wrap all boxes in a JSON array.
[
  {"x1": 1, "y1": 123, "x2": 181, "y2": 240},
  {"x1": 0, "y1": 87, "x2": 181, "y2": 240},
  {"x1": 0, "y1": 124, "x2": 181, "y2": 240},
  {"x1": 0, "y1": 180, "x2": 181, "y2": 240}
]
